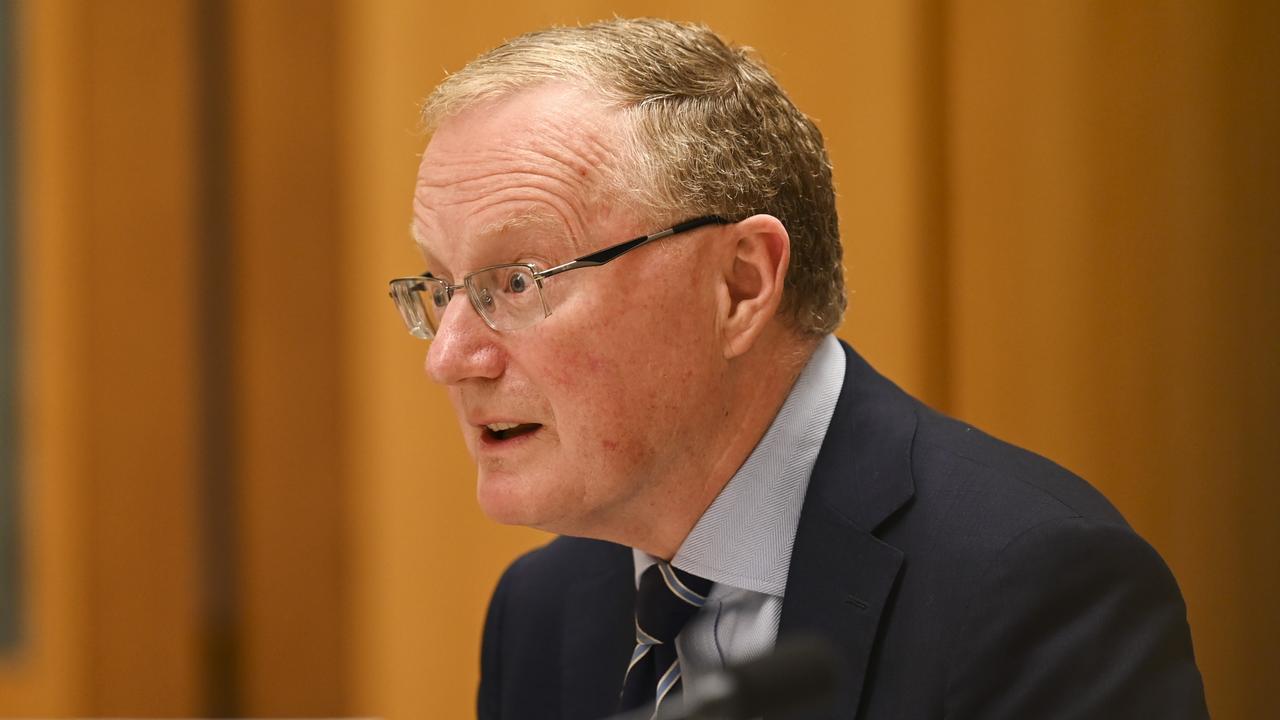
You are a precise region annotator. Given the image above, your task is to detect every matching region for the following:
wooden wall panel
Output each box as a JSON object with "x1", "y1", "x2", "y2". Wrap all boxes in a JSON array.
[
  {"x1": 227, "y1": 0, "x2": 346, "y2": 714},
  {"x1": 947, "y1": 3, "x2": 1279, "y2": 718},
  {"x1": 81, "y1": 1, "x2": 204, "y2": 710},
  {"x1": 0, "y1": 0, "x2": 90, "y2": 712},
  {"x1": 1, "y1": 0, "x2": 205, "y2": 715}
]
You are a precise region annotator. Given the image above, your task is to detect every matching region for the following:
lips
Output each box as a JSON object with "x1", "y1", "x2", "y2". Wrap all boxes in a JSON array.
[{"x1": 482, "y1": 422, "x2": 543, "y2": 442}]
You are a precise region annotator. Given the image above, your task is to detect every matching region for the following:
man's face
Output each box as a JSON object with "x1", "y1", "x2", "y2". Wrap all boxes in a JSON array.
[{"x1": 413, "y1": 85, "x2": 727, "y2": 539}]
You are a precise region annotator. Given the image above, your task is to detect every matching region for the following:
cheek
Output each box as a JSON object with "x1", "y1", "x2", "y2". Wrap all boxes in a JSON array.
[
  {"x1": 545, "y1": 348, "x2": 638, "y2": 443},
  {"x1": 534, "y1": 265, "x2": 720, "y2": 453},
  {"x1": 543, "y1": 328, "x2": 706, "y2": 457}
]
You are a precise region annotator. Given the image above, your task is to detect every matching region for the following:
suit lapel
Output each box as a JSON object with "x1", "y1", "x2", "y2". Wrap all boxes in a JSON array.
[
  {"x1": 561, "y1": 552, "x2": 635, "y2": 720},
  {"x1": 776, "y1": 343, "x2": 918, "y2": 719}
]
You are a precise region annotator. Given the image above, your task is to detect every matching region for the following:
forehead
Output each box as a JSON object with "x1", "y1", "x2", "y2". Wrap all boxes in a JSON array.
[{"x1": 412, "y1": 85, "x2": 629, "y2": 263}]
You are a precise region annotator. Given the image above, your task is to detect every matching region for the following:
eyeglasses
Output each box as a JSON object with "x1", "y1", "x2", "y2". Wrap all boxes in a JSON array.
[{"x1": 389, "y1": 215, "x2": 729, "y2": 340}]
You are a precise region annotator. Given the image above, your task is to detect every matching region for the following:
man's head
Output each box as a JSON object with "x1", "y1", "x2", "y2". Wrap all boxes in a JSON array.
[
  {"x1": 407, "y1": 19, "x2": 844, "y2": 554},
  {"x1": 422, "y1": 18, "x2": 845, "y2": 335}
]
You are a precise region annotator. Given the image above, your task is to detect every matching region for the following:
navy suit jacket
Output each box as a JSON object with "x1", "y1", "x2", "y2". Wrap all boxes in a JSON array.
[{"x1": 477, "y1": 342, "x2": 1208, "y2": 719}]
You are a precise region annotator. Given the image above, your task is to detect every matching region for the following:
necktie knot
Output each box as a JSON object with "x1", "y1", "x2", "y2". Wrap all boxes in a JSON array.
[
  {"x1": 618, "y1": 561, "x2": 713, "y2": 715},
  {"x1": 635, "y1": 562, "x2": 713, "y2": 644}
]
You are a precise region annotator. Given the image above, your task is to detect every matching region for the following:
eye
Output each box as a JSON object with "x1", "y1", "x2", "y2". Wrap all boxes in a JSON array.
[
  {"x1": 430, "y1": 286, "x2": 449, "y2": 308},
  {"x1": 508, "y1": 272, "x2": 529, "y2": 294}
]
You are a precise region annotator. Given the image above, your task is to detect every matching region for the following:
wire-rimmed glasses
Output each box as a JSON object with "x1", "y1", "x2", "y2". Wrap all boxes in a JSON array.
[{"x1": 389, "y1": 215, "x2": 728, "y2": 340}]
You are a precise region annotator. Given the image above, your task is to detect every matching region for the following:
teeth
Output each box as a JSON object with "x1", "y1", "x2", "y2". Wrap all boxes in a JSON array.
[{"x1": 486, "y1": 422, "x2": 520, "y2": 432}]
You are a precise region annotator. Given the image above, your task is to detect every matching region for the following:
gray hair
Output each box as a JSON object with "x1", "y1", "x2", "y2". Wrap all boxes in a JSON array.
[{"x1": 422, "y1": 18, "x2": 845, "y2": 335}]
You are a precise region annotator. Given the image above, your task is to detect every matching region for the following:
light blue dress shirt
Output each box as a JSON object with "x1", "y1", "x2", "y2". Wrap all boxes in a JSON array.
[{"x1": 632, "y1": 333, "x2": 845, "y2": 696}]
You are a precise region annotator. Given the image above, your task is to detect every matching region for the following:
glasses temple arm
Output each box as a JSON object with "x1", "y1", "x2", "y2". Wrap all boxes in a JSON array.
[{"x1": 537, "y1": 215, "x2": 728, "y2": 280}]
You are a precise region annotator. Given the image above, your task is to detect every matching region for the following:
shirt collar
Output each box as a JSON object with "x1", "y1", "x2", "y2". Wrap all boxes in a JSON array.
[{"x1": 633, "y1": 334, "x2": 846, "y2": 596}]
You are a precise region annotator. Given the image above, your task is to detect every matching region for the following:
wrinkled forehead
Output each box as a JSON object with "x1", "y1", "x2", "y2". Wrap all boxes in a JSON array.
[
  {"x1": 412, "y1": 85, "x2": 634, "y2": 266},
  {"x1": 409, "y1": 210, "x2": 573, "y2": 258}
]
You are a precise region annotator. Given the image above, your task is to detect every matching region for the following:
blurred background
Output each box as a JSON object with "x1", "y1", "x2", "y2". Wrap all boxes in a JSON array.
[{"x1": 0, "y1": 0, "x2": 1276, "y2": 718}]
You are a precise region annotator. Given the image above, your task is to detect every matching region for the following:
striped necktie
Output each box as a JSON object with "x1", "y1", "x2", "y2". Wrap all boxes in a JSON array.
[{"x1": 617, "y1": 561, "x2": 714, "y2": 716}]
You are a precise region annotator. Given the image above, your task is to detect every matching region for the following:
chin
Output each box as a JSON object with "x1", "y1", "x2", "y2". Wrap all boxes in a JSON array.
[{"x1": 475, "y1": 468, "x2": 567, "y2": 528}]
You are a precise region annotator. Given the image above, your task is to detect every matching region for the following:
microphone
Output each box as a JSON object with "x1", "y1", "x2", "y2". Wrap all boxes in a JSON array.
[{"x1": 607, "y1": 634, "x2": 841, "y2": 720}]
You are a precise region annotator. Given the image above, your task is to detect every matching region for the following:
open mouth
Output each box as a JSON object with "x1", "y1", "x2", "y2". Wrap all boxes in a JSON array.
[{"x1": 482, "y1": 422, "x2": 543, "y2": 442}]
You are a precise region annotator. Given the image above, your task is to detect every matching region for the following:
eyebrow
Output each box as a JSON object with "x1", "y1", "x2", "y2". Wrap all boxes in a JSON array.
[
  {"x1": 408, "y1": 223, "x2": 447, "y2": 278},
  {"x1": 475, "y1": 212, "x2": 577, "y2": 248}
]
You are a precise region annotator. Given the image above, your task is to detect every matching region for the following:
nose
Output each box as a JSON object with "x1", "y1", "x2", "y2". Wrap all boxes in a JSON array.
[{"x1": 425, "y1": 294, "x2": 506, "y2": 385}]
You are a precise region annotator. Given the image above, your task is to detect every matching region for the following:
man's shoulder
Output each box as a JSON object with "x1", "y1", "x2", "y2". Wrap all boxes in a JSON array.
[
  {"x1": 912, "y1": 404, "x2": 1128, "y2": 529},
  {"x1": 838, "y1": 344, "x2": 1132, "y2": 552},
  {"x1": 833, "y1": 352, "x2": 1207, "y2": 719}
]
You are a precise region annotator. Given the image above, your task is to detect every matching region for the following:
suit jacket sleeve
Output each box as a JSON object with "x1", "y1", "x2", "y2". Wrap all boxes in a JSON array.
[{"x1": 943, "y1": 516, "x2": 1209, "y2": 719}]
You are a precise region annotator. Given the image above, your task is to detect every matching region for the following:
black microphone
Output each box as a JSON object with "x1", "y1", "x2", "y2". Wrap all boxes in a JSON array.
[{"x1": 607, "y1": 635, "x2": 841, "y2": 720}]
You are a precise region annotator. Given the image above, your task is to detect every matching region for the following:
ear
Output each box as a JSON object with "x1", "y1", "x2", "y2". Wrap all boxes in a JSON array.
[{"x1": 716, "y1": 214, "x2": 790, "y2": 359}]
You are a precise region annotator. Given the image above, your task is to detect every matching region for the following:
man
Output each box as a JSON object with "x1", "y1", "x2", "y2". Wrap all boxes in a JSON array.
[{"x1": 389, "y1": 18, "x2": 1208, "y2": 720}]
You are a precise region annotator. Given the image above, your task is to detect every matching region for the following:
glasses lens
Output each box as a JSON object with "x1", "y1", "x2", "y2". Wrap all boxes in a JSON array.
[
  {"x1": 389, "y1": 277, "x2": 445, "y2": 339},
  {"x1": 467, "y1": 265, "x2": 545, "y2": 331}
]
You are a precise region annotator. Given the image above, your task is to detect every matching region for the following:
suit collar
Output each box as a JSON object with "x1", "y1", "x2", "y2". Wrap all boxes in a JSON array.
[
  {"x1": 826, "y1": 342, "x2": 918, "y2": 532},
  {"x1": 776, "y1": 340, "x2": 918, "y2": 719}
]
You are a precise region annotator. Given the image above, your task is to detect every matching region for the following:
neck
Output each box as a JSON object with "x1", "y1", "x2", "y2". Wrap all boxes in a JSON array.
[{"x1": 622, "y1": 328, "x2": 819, "y2": 559}]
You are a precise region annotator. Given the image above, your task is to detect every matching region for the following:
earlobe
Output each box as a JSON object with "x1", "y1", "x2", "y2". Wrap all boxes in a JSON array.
[{"x1": 720, "y1": 214, "x2": 790, "y2": 359}]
